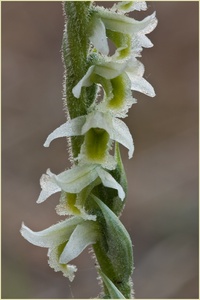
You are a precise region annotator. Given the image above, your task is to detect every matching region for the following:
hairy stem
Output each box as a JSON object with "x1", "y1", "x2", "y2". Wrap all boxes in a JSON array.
[{"x1": 62, "y1": 1, "x2": 96, "y2": 158}]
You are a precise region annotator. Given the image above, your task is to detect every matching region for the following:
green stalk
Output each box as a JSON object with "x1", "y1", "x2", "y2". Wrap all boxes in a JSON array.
[{"x1": 62, "y1": 1, "x2": 96, "y2": 158}]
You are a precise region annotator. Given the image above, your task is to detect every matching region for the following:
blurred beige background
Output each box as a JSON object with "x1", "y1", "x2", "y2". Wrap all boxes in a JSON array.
[{"x1": 2, "y1": 1, "x2": 199, "y2": 299}]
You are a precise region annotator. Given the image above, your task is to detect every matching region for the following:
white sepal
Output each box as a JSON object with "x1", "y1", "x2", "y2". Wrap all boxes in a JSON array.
[
  {"x1": 48, "y1": 246, "x2": 77, "y2": 282},
  {"x1": 112, "y1": 1, "x2": 147, "y2": 13},
  {"x1": 44, "y1": 116, "x2": 86, "y2": 147},
  {"x1": 72, "y1": 66, "x2": 95, "y2": 98},
  {"x1": 96, "y1": 167, "x2": 125, "y2": 201},
  {"x1": 126, "y1": 59, "x2": 156, "y2": 97},
  {"x1": 81, "y1": 110, "x2": 112, "y2": 135},
  {"x1": 97, "y1": 9, "x2": 157, "y2": 36},
  {"x1": 90, "y1": 17, "x2": 109, "y2": 55},
  {"x1": 130, "y1": 75, "x2": 156, "y2": 97},
  {"x1": 50, "y1": 164, "x2": 98, "y2": 194},
  {"x1": 111, "y1": 117, "x2": 134, "y2": 158},
  {"x1": 37, "y1": 170, "x2": 61, "y2": 203},
  {"x1": 20, "y1": 217, "x2": 82, "y2": 248},
  {"x1": 59, "y1": 221, "x2": 99, "y2": 263}
]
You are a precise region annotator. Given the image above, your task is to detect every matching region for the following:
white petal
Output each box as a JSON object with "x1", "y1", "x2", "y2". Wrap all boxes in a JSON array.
[
  {"x1": 53, "y1": 164, "x2": 98, "y2": 193},
  {"x1": 37, "y1": 171, "x2": 61, "y2": 203},
  {"x1": 48, "y1": 247, "x2": 77, "y2": 282},
  {"x1": 126, "y1": 58, "x2": 145, "y2": 77},
  {"x1": 20, "y1": 217, "x2": 82, "y2": 248},
  {"x1": 44, "y1": 116, "x2": 86, "y2": 147},
  {"x1": 81, "y1": 111, "x2": 112, "y2": 135},
  {"x1": 129, "y1": 74, "x2": 156, "y2": 97},
  {"x1": 113, "y1": 1, "x2": 147, "y2": 13},
  {"x1": 59, "y1": 221, "x2": 98, "y2": 264},
  {"x1": 72, "y1": 66, "x2": 95, "y2": 98},
  {"x1": 126, "y1": 60, "x2": 155, "y2": 97},
  {"x1": 131, "y1": 35, "x2": 153, "y2": 57},
  {"x1": 96, "y1": 167, "x2": 125, "y2": 200},
  {"x1": 137, "y1": 34, "x2": 154, "y2": 48},
  {"x1": 131, "y1": 1, "x2": 147, "y2": 11},
  {"x1": 138, "y1": 12, "x2": 158, "y2": 35},
  {"x1": 95, "y1": 60, "x2": 127, "y2": 80},
  {"x1": 111, "y1": 118, "x2": 134, "y2": 158},
  {"x1": 98, "y1": 9, "x2": 157, "y2": 35},
  {"x1": 90, "y1": 17, "x2": 109, "y2": 55},
  {"x1": 98, "y1": 9, "x2": 140, "y2": 34}
]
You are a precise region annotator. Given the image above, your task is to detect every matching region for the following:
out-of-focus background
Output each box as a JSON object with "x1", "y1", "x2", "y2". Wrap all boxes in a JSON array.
[{"x1": 2, "y1": 1, "x2": 199, "y2": 299}]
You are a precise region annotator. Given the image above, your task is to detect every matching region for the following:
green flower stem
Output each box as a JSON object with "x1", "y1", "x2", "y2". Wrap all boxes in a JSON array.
[{"x1": 62, "y1": 1, "x2": 96, "y2": 158}]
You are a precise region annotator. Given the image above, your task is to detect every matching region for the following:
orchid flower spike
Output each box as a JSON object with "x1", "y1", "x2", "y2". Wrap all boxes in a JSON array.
[{"x1": 21, "y1": 1, "x2": 157, "y2": 295}]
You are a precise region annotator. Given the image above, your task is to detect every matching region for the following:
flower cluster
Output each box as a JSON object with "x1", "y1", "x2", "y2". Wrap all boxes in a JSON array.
[{"x1": 21, "y1": 1, "x2": 157, "y2": 285}]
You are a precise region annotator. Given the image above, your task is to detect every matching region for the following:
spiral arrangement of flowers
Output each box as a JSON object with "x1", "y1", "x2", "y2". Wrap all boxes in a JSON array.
[{"x1": 21, "y1": 1, "x2": 157, "y2": 298}]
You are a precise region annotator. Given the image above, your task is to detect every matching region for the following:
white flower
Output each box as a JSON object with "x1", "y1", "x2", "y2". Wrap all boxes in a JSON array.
[
  {"x1": 37, "y1": 163, "x2": 125, "y2": 204},
  {"x1": 79, "y1": 110, "x2": 134, "y2": 165},
  {"x1": 72, "y1": 56, "x2": 155, "y2": 114},
  {"x1": 20, "y1": 217, "x2": 99, "y2": 281},
  {"x1": 72, "y1": 60, "x2": 128, "y2": 99},
  {"x1": 44, "y1": 109, "x2": 134, "y2": 167},
  {"x1": 89, "y1": 7, "x2": 157, "y2": 59}
]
